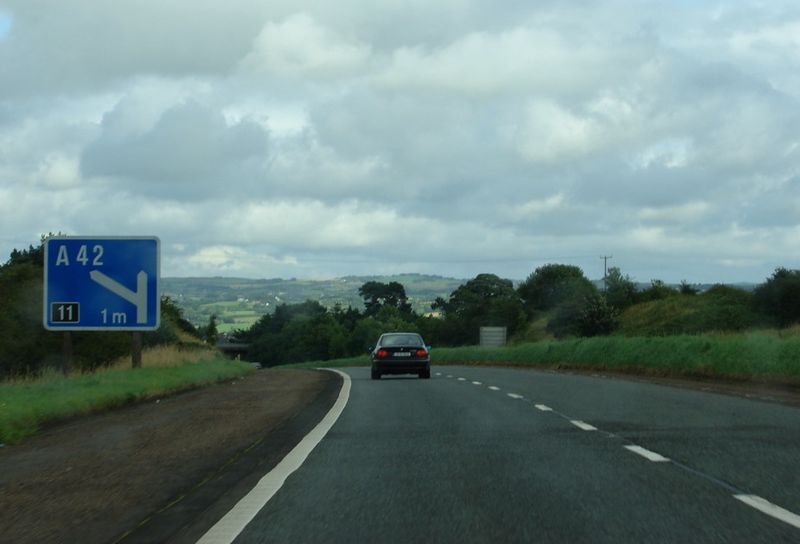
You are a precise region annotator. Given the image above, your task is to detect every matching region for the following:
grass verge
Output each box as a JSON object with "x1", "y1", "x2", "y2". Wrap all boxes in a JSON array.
[
  {"x1": 0, "y1": 356, "x2": 253, "y2": 445},
  {"x1": 290, "y1": 333, "x2": 800, "y2": 383}
]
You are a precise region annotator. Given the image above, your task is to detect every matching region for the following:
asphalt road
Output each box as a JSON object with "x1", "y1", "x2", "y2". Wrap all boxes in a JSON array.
[{"x1": 217, "y1": 366, "x2": 800, "y2": 543}]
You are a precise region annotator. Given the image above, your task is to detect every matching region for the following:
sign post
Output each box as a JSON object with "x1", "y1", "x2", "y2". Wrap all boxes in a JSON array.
[
  {"x1": 44, "y1": 236, "x2": 160, "y2": 368},
  {"x1": 62, "y1": 331, "x2": 73, "y2": 376}
]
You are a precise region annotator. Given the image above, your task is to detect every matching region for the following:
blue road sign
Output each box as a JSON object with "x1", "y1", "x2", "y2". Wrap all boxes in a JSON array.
[{"x1": 44, "y1": 236, "x2": 160, "y2": 331}]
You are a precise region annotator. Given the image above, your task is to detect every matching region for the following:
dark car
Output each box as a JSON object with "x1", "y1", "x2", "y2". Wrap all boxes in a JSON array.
[{"x1": 370, "y1": 332, "x2": 430, "y2": 380}]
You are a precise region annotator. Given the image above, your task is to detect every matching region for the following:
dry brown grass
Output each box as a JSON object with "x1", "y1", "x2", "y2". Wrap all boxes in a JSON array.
[
  {"x1": 175, "y1": 329, "x2": 207, "y2": 345},
  {"x1": 107, "y1": 345, "x2": 219, "y2": 371},
  {"x1": 780, "y1": 324, "x2": 800, "y2": 337},
  {"x1": 3, "y1": 343, "x2": 220, "y2": 384}
]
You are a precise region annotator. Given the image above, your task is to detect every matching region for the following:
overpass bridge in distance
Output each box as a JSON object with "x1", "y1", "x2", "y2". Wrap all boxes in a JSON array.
[{"x1": 216, "y1": 340, "x2": 250, "y2": 358}]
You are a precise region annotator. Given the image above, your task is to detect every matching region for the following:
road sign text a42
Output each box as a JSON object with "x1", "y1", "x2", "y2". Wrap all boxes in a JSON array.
[{"x1": 54, "y1": 243, "x2": 105, "y2": 267}]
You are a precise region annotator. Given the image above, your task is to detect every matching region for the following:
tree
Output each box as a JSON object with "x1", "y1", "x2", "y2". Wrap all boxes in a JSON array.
[
  {"x1": 280, "y1": 313, "x2": 348, "y2": 362},
  {"x1": 330, "y1": 303, "x2": 362, "y2": 332},
  {"x1": 4, "y1": 232, "x2": 60, "y2": 267},
  {"x1": 753, "y1": 268, "x2": 800, "y2": 327},
  {"x1": 517, "y1": 264, "x2": 597, "y2": 338},
  {"x1": 204, "y1": 315, "x2": 219, "y2": 345},
  {"x1": 638, "y1": 279, "x2": 678, "y2": 302},
  {"x1": 160, "y1": 296, "x2": 198, "y2": 336},
  {"x1": 435, "y1": 273, "x2": 526, "y2": 345},
  {"x1": 358, "y1": 281, "x2": 412, "y2": 316},
  {"x1": 0, "y1": 241, "x2": 132, "y2": 376},
  {"x1": 679, "y1": 280, "x2": 699, "y2": 295},
  {"x1": 604, "y1": 267, "x2": 638, "y2": 310},
  {"x1": 349, "y1": 306, "x2": 417, "y2": 352},
  {"x1": 517, "y1": 264, "x2": 596, "y2": 314}
]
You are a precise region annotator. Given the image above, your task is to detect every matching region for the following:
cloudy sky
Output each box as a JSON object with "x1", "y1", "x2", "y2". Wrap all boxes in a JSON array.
[{"x1": 1, "y1": 1, "x2": 799, "y2": 283}]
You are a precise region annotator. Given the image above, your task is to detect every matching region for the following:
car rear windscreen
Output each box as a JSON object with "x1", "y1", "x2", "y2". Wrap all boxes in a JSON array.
[{"x1": 380, "y1": 334, "x2": 424, "y2": 347}]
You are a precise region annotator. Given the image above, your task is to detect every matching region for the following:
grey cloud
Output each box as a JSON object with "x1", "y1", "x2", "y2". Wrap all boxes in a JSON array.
[
  {"x1": 308, "y1": 90, "x2": 532, "y2": 195},
  {"x1": 0, "y1": 1, "x2": 273, "y2": 96},
  {"x1": 0, "y1": 1, "x2": 547, "y2": 98},
  {"x1": 81, "y1": 100, "x2": 269, "y2": 197},
  {"x1": 738, "y1": 176, "x2": 800, "y2": 228},
  {"x1": 3, "y1": 1, "x2": 800, "y2": 283}
]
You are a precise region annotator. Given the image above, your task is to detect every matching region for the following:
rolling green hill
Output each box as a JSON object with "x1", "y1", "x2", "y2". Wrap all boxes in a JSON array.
[{"x1": 162, "y1": 274, "x2": 466, "y2": 332}]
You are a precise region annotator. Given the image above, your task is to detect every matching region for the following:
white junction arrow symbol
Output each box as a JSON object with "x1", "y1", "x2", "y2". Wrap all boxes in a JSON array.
[{"x1": 89, "y1": 270, "x2": 148, "y2": 324}]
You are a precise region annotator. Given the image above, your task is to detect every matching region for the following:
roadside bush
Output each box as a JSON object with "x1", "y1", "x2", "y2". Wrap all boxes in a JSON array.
[
  {"x1": 577, "y1": 294, "x2": 619, "y2": 336},
  {"x1": 753, "y1": 268, "x2": 800, "y2": 327},
  {"x1": 546, "y1": 298, "x2": 585, "y2": 338}
]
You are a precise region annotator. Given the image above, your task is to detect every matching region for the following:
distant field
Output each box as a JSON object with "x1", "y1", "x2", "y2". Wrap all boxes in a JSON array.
[
  {"x1": 217, "y1": 316, "x2": 260, "y2": 333},
  {"x1": 162, "y1": 274, "x2": 466, "y2": 330}
]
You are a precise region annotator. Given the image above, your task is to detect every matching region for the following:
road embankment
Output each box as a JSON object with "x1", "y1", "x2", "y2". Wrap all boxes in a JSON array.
[
  {"x1": 0, "y1": 358, "x2": 254, "y2": 445},
  {"x1": 0, "y1": 368, "x2": 338, "y2": 544}
]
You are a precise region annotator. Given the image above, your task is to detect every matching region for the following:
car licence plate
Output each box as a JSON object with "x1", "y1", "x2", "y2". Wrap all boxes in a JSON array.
[{"x1": 394, "y1": 352, "x2": 411, "y2": 357}]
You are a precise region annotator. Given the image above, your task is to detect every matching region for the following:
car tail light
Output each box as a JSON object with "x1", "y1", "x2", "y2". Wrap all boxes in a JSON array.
[
  {"x1": 376, "y1": 349, "x2": 389, "y2": 358},
  {"x1": 415, "y1": 349, "x2": 428, "y2": 358}
]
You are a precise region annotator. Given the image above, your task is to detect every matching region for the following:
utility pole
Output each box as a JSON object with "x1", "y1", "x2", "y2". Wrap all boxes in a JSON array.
[{"x1": 600, "y1": 255, "x2": 613, "y2": 291}]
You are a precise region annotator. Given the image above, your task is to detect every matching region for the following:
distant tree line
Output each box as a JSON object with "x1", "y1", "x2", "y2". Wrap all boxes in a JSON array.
[
  {"x1": 2, "y1": 238, "x2": 800, "y2": 373},
  {"x1": 241, "y1": 264, "x2": 800, "y2": 366}
]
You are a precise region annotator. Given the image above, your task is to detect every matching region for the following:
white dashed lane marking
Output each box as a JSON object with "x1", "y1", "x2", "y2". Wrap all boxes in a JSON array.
[
  {"x1": 570, "y1": 420, "x2": 597, "y2": 431},
  {"x1": 450, "y1": 370, "x2": 800, "y2": 533},
  {"x1": 734, "y1": 495, "x2": 800, "y2": 530},
  {"x1": 624, "y1": 445, "x2": 670, "y2": 462},
  {"x1": 434, "y1": 372, "x2": 441, "y2": 376}
]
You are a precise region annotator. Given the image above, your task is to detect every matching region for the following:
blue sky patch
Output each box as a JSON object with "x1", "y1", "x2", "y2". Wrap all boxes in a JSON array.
[{"x1": 0, "y1": 13, "x2": 12, "y2": 39}]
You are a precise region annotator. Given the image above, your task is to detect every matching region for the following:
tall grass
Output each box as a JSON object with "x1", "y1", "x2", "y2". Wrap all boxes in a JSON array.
[
  {"x1": 0, "y1": 354, "x2": 253, "y2": 445},
  {"x1": 617, "y1": 291, "x2": 765, "y2": 336},
  {"x1": 431, "y1": 335, "x2": 800, "y2": 378},
  {"x1": 106, "y1": 344, "x2": 219, "y2": 370},
  {"x1": 299, "y1": 333, "x2": 800, "y2": 382}
]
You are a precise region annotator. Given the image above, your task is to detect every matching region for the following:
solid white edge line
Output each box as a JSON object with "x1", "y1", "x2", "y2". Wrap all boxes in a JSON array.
[
  {"x1": 734, "y1": 494, "x2": 800, "y2": 529},
  {"x1": 196, "y1": 368, "x2": 352, "y2": 544},
  {"x1": 624, "y1": 445, "x2": 670, "y2": 462},
  {"x1": 570, "y1": 420, "x2": 597, "y2": 431},
  {"x1": 507, "y1": 393, "x2": 524, "y2": 400},
  {"x1": 534, "y1": 404, "x2": 553, "y2": 411},
  {"x1": 488, "y1": 386, "x2": 501, "y2": 391}
]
